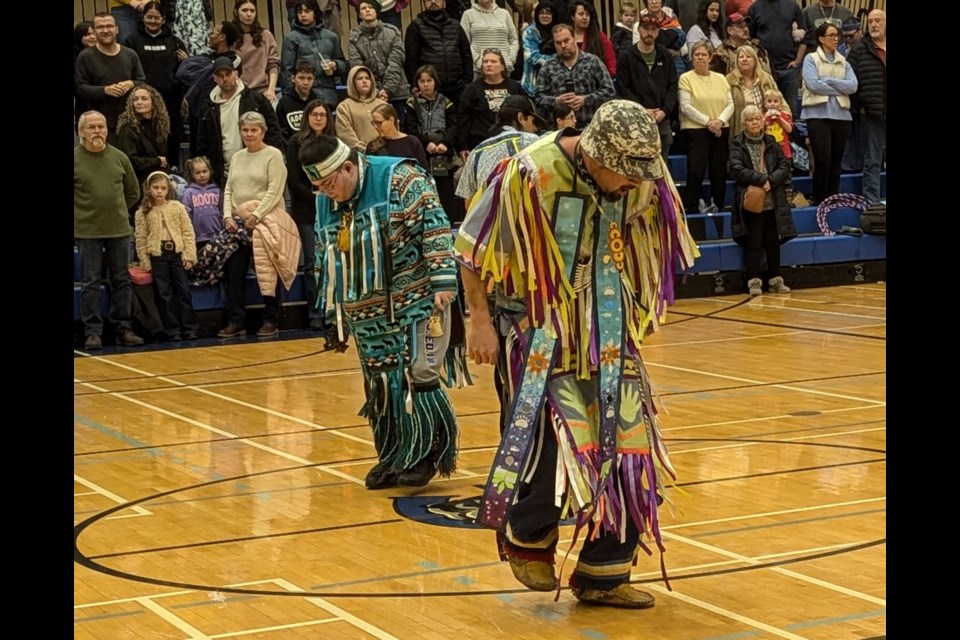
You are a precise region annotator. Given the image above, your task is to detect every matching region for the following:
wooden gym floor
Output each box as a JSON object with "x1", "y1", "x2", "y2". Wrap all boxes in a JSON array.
[{"x1": 74, "y1": 283, "x2": 886, "y2": 640}]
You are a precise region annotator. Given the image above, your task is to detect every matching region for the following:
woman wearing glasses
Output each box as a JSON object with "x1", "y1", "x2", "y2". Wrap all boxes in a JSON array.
[
  {"x1": 455, "y1": 48, "x2": 525, "y2": 161},
  {"x1": 286, "y1": 100, "x2": 335, "y2": 330},
  {"x1": 367, "y1": 104, "x2": 430, "y2": 170},
  {"x1": 800, "y1": 22, "x2": 857, "y2": 205}
]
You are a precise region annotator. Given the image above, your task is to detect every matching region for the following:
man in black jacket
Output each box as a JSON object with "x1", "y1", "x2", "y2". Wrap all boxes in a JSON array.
[
  {"x1": 404, "y1": 0, "x2": 474, "y2": 110},
  {"x1": 616, "y1": 14, "x2": 678, "y2": 161},
  {"x1": 196, "y1": 57, "x2": 284, "y2": 187},
  {"x1": 847, "y1": 10, "x2": 886, "y2": 204}
]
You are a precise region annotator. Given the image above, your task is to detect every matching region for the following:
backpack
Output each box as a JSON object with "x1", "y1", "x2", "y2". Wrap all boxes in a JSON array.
[{"x1": 860, "y1": 200, "x2": 886, "y2": 235}]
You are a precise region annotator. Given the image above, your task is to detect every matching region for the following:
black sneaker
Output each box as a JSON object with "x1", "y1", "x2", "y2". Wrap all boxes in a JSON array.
[
  {"x1": 117, "y1": 329, "x2": 145, "y2": 346},
  {"x1": 183, "y1": 332, "x2": 199, "y2": 341}
]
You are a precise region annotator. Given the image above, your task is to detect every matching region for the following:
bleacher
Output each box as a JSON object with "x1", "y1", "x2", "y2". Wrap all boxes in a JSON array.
[
  {"x1": 668, "y1": 155, "x2": 886, "y2": 296},
  {"x1": 73, "y1": 155, "x2": 886, "y2": 337}
]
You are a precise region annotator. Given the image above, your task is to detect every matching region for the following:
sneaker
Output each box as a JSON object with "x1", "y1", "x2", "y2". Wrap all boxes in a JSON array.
[
  {"x1": 748, "y1": 277, "x2": 763, "y2": 297},
  {"x1": 217, "y1": 323, "x2": 245, "y2": 338},
  {"x1": 704, "y1": 202, "x2": 720, "y2": 214},
  {"x1": 182, "y1": 332, "x2": 198, "y2": 341},
  {"x1": 396, "y1": 458, "x2": 438, "y2": 487},
  {"x1": 256, "y1": 321, "x2": 279, "y2": 338},
  {"x1": 364, "y1": 462, "x2": 399, "y2": 490},
  {"x1": 167, "y1": 332, "x2": 182, "y2": 342},
  {"x1": 768, "y1": 276, "x2": 791, "y2": 293},
  {"x1": 507, "y1": 557, "x2": 558, "y2": 591},
  {"x1": 84, "y1": 335, "x2": 102, "y2": 350},
  {"x1": 116, "y1": 329, "x2": 145, "y2": 346},
  {"x1": 572, "y1": 583, "x2": 656, "y2": 609}
]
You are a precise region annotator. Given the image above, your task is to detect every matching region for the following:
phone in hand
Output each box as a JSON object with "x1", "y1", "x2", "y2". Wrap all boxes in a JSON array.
[{"x1": 564, "y1": 80, "x2": 575, "y2": 94}]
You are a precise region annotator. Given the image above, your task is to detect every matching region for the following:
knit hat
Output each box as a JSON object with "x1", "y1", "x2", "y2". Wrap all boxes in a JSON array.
[
  {"x1": 357, "y1": 0, "x2": 382, "y2": 17},
  {"x1": 300, "y1": 135, "x2": 351, "y2": 181},
  {"x1": 579, "y1": 100, "x2": 663, "y2": 181}
]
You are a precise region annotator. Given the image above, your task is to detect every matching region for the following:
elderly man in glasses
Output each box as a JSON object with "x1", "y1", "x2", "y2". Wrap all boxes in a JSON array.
[{"x1": 298, "y1": 133, "x2": 470, "y2": 491}]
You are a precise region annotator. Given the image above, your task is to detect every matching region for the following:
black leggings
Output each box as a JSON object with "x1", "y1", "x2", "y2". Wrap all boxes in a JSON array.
[
  {"x1": 684, "y1": 128, "x2": 730, "y2": 211},
  {"x1": 806, "y1": 118, "x2": 851, "y2": 204}
]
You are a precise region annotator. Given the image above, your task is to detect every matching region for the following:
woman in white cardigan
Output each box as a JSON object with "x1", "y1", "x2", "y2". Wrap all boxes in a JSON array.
[{"x1": 801, "y1": 22, "x2": 858, "y2": 205}]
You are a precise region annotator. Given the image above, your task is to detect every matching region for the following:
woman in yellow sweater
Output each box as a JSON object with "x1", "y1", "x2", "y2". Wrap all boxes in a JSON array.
[{"x1": 679, "y1": 41, "x2": 734, "y2": 213}]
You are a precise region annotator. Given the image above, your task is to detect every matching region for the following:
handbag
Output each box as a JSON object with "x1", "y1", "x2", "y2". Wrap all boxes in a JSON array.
[{"x1": 742, "y1": 143, "x2": 767, "y2": 214}]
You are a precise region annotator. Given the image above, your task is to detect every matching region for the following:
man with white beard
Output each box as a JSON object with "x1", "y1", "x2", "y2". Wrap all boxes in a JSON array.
[{"x1": 74, "y1": 111, "x2": 144, "y2": 350}]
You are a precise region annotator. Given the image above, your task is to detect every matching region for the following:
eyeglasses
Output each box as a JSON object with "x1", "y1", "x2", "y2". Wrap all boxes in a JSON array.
[
  {"x1": 309, "y1": 112, "x2": 328, "y2": 119},
  {"x1": 822, "y1": 33, "x2": 840, "y2": 39}
]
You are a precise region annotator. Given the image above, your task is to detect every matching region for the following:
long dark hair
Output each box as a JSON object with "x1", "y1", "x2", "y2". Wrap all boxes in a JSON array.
[
  {"x1": 233, "y1": 0, "x2": 265, "y2": 47},
  {"x1": 570, "y1": 1, "x2": 604, "y2": 63},
  {"x1": 74, "y1": 21, "x2": 93, "y2": 56},
  {"x1": 297, "y1": 99, "x2": 335, "y2": 143},
  {"x1": 695, "y1": 0, "x2": 724, "y2": 41}
]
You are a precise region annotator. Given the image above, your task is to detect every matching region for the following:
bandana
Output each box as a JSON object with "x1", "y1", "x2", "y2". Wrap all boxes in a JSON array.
[{"x1": 302, "y1": 138, "x2": 352, "y2": 181}]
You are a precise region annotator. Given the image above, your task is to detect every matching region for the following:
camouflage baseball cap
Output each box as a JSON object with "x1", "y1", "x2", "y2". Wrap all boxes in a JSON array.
[{"x1": 580, "y1": 100, "x2": 663, "y2": 180}]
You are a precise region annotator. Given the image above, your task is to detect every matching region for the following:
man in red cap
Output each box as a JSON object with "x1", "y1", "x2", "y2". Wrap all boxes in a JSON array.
[{"x1": 710, "y1": 11, "x2": 772, "y2": 76}]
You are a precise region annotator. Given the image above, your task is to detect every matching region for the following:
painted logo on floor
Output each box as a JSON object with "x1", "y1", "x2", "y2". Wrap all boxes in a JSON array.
[{"x1": 392, "y1": 494, "x2": 578, "y2": 529}]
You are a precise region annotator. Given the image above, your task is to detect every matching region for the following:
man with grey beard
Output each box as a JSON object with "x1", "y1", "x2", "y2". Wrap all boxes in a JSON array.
[{"x1": 74, "y1": 111, "x2": 144, "y2": 350}]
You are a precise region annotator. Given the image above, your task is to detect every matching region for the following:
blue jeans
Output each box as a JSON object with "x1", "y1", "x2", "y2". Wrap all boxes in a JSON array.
[
  {"x1": 296, "y1": 222, "x2": 320, "y2": 319},
  {"x1": 111, "y1": 5, "x2": 141, "y2": 46},
  {"x1": 861, "y1": 115, "x2": 886, "y2": 203},
  {"x1": 77, "y1": 237, "x2": 133, "y2": 336},
  {"x1": 773, "y1": 66, "x2": 800, "y2": 121}
]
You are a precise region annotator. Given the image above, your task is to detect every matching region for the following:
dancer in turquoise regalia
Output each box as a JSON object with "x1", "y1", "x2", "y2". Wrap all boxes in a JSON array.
[{"x1": 299, "y1": 135, "x2": 470, "y2": 489}]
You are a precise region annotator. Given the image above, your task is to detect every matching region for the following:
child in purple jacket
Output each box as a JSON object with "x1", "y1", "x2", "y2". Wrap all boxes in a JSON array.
[{"x1": 180, "y1": 156, "x2": 224, "y2": 252}]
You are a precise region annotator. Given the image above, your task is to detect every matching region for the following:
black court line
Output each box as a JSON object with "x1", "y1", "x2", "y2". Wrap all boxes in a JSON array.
[
  {"x1": 668, "y1": 308, "x2": 886, "y2": 341},
  {"x1": 76, "y1": 437, "x2": 885, "y2": 594}
]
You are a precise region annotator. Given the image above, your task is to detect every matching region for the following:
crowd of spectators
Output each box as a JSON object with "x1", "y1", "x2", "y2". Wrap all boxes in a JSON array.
[{"x1": 75, "y1": 0, "x2": 886, "y2": 344}]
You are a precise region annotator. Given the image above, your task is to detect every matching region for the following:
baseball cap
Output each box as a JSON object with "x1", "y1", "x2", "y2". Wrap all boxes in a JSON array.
[
  {"x1": 579, "y1": 101, "x2": 663, "y2": 181},
  {"x1": 500, "y1": 94, "x2": 547, "y2": 126},
  {"x1": 212, "y1": 56, "x2": 237, "y2": 73},
  {"x1": 637, "y1": 14, "x2": 661, "y2": 28},
  {"x1": 841, "y1": 17, "x2": 861, "y2": 33},
  {"x1": 727, "y1": 12, "x2": 750, "y2": 25}
]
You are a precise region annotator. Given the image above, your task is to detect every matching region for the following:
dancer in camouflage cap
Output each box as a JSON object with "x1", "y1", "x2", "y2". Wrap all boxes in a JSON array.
[
  {"x1": 579, "y1": 100, "x2": 664, "y2": 180},
  {"x1": 454, "y1": 88, "x2": 699, "y2": 609}
]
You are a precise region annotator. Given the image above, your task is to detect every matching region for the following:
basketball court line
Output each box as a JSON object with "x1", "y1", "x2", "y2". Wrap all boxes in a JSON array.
[
  {"x1": 662, "y1": 530, "x2": 886, "y2": 606},
  {"x1": 74, "y1": 377, "x2": 368, "y2": 486},
  {"x1": 74, "y1": 473, "x2": 152, "y2": 520}
]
